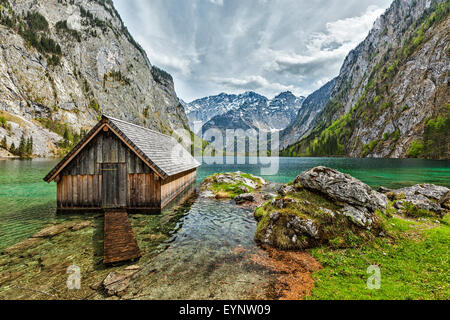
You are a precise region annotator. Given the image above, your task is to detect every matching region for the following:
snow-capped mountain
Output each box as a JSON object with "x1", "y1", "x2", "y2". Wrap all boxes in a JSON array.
[{"x1": 185, "y1": 91, "x2": 305, "y2": 133}]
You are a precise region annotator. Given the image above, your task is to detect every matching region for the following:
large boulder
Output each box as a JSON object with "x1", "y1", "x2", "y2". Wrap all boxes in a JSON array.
[
  {"x1": 254, "y1": 167, "x2": 390, "y2": 250},
  {"x1": 387, "y1": 184, "x2": 449, "y2": 216},
  {"x1": 296, "y1": 166, "x2": 388, "y2": 212}
]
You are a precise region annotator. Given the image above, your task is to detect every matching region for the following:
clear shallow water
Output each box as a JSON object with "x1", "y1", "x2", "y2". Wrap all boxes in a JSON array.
[
  {"x1": 127, "y1": 198, "x2": 269, "y2": 299},
  {"x1": 0, "y1": 157, "x2": 449, "y2": 252}
]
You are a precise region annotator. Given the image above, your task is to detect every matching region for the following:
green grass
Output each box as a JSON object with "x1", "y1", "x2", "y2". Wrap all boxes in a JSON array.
[
  {"x1": 210, "y1": 181, "x2": 254, "y2": 198},
  {"x1": 307, "y1": 215, "x2": 450, "y2": 300}
]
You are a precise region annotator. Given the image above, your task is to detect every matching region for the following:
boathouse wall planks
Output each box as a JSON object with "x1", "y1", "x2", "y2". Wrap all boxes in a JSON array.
[
  {"x1": 48, "y1": 115, "x2": 201, "y2": 213},
  {"x1": 56, "y1": 131, "x2": 164, "y2": 211}
]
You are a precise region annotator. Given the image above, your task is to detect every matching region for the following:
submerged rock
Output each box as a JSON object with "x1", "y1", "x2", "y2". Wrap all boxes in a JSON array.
[
  {"x1": 32, "y1": 225, "x2": 69, "y2": 238},
  {"x1": 296, "y1": 166, "x2": 388, "y2": 212},
  {"x1": 70, "y1": 221, "x2": 92, "y2": 231},
  {"x1": 102, "y1": 271, "x2": 133, "y2": 297},
  {"x1": 2, "y1": 238, "x2": 43, "y2": 255}
]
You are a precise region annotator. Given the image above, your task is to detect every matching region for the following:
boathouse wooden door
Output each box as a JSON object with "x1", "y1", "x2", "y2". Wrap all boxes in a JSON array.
[{"x1": 102, "y1": 163, "x2": 126, "y2": 209}]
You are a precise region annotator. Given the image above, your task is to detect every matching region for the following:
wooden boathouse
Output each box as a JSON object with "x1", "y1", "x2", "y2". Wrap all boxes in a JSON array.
[
  {"x1": 44, "y1": 115, "x2": 200, "y2": 264},
  {"x1": 44, "y1": 115, "x2": 200, "y2": 213}
]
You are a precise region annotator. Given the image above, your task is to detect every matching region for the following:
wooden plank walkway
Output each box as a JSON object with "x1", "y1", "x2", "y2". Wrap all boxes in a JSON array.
[{"x1": 104, "y1": 210, "x2": 141, "y2": 264}]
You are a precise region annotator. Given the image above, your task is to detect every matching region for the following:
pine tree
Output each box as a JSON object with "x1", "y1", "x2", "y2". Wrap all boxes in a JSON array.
[
  {"x1": 26, "y1": 136, "x2": 33, "y2": 156},
  {"x1": 1, "y1": 136, "x2": 7, "y2": 150},
  {"x1": 9, "y1": 142, "x2": 16, "y2": 155},
  {"x1": 63, "y1": 128, "x2": 70, "y2": 141},
  {"x1": 18, "y1": 134, "x2": 26, "y2": 157}
]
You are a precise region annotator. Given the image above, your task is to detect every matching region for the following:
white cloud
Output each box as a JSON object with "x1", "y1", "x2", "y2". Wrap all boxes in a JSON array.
[
  {"x1": 113, "y1": 0, "x2": 392, "y2": 101},
  {"x1": 211, "y1": 75, "x2": 299, "y2": 98},
  {"x1": 208, "y1": 0, "x2": 224, "y2": 5},
  {"x1": 271, "y1": 5, "x2": 386, "y2": 76}
]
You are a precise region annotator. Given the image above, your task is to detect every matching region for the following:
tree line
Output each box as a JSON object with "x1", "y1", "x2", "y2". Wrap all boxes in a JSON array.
[{"x1": 0, "y1": 134, "x2": 33, "y2": 158}]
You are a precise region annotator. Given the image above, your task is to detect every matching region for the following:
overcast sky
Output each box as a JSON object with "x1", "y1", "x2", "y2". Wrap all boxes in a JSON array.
[{"x1": 113, "y1": 0, "x2": 393, "y2": 102}]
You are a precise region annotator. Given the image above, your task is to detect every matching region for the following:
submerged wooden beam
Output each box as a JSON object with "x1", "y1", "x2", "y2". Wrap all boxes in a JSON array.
[{"x1": 104, "y1": 210, "x2": 141, "y2": 264}]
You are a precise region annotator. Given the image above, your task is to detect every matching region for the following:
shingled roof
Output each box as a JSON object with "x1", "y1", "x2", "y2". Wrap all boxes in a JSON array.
[{"x1": 44, "y1": 115, "x2": 201, "y2": 182}]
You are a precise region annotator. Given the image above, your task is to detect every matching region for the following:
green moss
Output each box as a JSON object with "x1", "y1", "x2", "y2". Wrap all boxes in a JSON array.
[
  {"x1": 254, "y1": 186, "x2": 382, "y2": 250},
  {"x1": 362, "y1": 140, "x2": 380, "y2": 157},
  {"x1": 202, "y1": 172, "x2": 263, "y2": 199},
  {"x1": 254, "y1": 206, "x2": 267, "y2": 221},
  {"x1": 402, "y1": 202, "x2": 435, "y2": 218},
  {"x1": 210, "y1": 181, "x2": 254, "y2": 199}
]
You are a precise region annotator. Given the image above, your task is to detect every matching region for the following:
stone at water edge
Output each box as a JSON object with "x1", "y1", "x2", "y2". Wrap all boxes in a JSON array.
[
  {"x1": 200, "y1": 172, "x2": 268, "y2": 199},
  {"x1": 235, "y1": 193, "x2": 255, "y2": 204},
  {"x1": 272, "y1": 197, "x2": 299, "y2": 209},
  {"x1": 440, "y1": 191, "x2": 450, "y2": 210},
  {"x1": 395, "y1": 184, "x2": 449, "y2": 201},
  {"x1": 296, "y1": 166, "x2": 388, "y2": 212},
  {"x1": 388, "y1": 184, "x2": 449, "y2": 216},
  {"x1": 278, "y1": 185, "x2": 296, "y2": 196},
  {"x1": 255, "y1": 167, "x2": 391, "y2": 250}
]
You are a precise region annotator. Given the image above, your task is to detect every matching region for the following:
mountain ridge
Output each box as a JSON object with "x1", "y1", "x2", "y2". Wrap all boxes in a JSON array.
[
  {"x1": 282, "y1": 0, "x2": 449, "y2": 159},
  {"x1": 185, "y1": 91, "x2": 305, "y2": 134},
  {"x1": 0, "y1": 0, "x2": 188, "y2": 157}
]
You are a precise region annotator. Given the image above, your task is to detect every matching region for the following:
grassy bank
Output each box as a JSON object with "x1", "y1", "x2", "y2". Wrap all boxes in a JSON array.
[{"x1": 307, "y1": 214, "x2": 449, "y2": 300}]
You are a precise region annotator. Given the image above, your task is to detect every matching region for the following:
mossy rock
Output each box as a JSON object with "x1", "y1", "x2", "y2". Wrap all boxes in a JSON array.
[
  {"x1": 200, "y1": 172, "x2": 267, "y2": 199},
  {"x1": 254, "y1": 186, "x2": 384, "y2": 250}
]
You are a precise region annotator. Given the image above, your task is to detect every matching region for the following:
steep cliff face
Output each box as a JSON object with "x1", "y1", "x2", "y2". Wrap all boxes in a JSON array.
[
  {"x1": 0, "y1": 0, "x2": 188, "y2": 157},
  {"x1": 186, "y1": 91, "x2": 304, "y2": 134},
  {"x1": 282, "y1": 0, "x2": 449, "y2": 159},
  {"x1": 280, "y1": 79, "x2": 335, "y2": 149}
]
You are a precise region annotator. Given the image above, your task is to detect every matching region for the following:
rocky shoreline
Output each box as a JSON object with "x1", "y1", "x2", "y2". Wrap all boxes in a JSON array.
[
  {"x1": 1, "y1": 168, "x2": 448, "y2": 300},
  {"x1": 201, "y1": 167, "x2": 449, "y2": 253}
]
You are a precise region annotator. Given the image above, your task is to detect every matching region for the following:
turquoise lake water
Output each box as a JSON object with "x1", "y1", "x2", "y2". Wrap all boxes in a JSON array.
[{"x1": 0, "y1": 157, "x2": 449, "y2": 251}]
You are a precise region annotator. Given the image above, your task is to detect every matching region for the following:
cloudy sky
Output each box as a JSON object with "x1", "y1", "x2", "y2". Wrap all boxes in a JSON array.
[{"x1": 113, "y1": 0, "x2": 393, "y2": 102}]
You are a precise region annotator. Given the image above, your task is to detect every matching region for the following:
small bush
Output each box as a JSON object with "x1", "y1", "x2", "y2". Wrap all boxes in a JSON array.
[{"x1": 407, "y1": 140, "x2": 424, "y2": 158}]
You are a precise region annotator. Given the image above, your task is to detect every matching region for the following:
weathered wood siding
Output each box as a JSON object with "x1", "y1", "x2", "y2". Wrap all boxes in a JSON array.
[
  {"x1": 128, "y1": 173, "x2": 161, "y2": 208},
  {"x1": 161, "y1": 169, "x2": 197, "y2": 208},
  {"x1": 57, "y1": 130, "x2": 162, "y2": 210}
]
